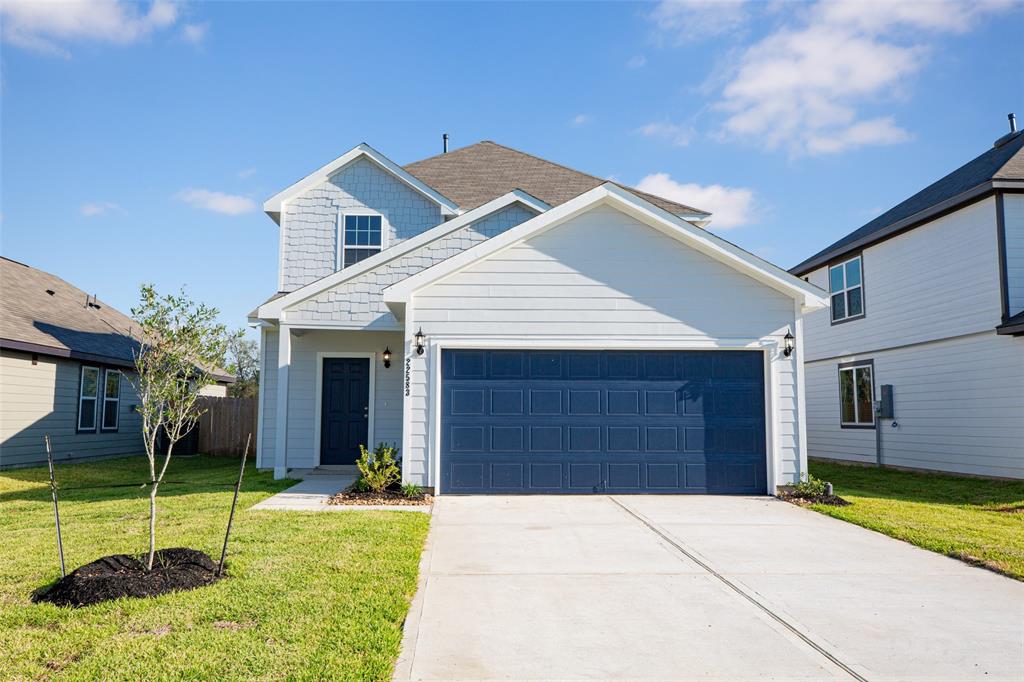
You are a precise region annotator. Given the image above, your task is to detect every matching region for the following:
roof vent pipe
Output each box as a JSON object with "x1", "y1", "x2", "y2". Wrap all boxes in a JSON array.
[
  {"x1": 1010, "y1": 113, "x2": 1018, "y2": 134},
  {"x1": 443, "y1": 133, "x2": 449, "y2": 154}
]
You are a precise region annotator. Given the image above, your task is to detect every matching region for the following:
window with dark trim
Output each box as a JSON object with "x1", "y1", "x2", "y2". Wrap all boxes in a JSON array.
[
  {"x1": 78, "y1": 365, "x2": 100, "y2": 431},
  {"x1": 338, "y1": 214, "x2": 383, "y2": 269},
  {"x1": 829, "y1": 255, "x2": 865, "y2": 323},
  {"x1": 839, "y1": 361, "x2": 874, "y2": 428},
  {"x1": 101, "y1": 369, "x2": 121, "y2": 431}
]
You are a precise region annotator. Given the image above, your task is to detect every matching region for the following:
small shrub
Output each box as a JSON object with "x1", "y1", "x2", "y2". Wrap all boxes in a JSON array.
[
  {"x1": 792, "y1": 472, "x2": 829, "y2": 499},
  {"x1": 401, "y1": 482, "x2": 423, "y2": 499},
  {"x1": 352, "y1": 477, "x2": 370, "y2": 493},
  {"x1": 355, "y1": 443, "x2": 400, "y2": 494}
]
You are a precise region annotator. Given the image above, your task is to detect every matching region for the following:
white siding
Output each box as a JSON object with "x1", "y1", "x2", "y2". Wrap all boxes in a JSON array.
[
  {"x1": 415, "y1": 206, "x2": 795, "y2": 339},
  {"x1": 280, "y1": 158, "x2": 444, "y2": 292},
  {"x1": 287, "y1": 204, "x2": 537, "y2": 326},
  {"x1": 1004, "y1": 193, "x2": 1024, "y2": 316},
  {"x1": 271, "y1": 330, "x2": 404, "y2": 470},
  {"x1": 803, "y1": 198, "x2": 1003, "y2": 362},
  {"x1": 257, "y1": 327, "x2": 278, "y2": 469},
  {"x1": 404, "y1": 204, "x2": 803, "y2": 489},
  {"x1": 0, "y1": 350, "x2": 143, "y2": 467},
  {"x1": 199, "y1": 383, "x2": 228, "y2": 397},
  {"x1": 806, "y1": 332, "x2": 1024, "y2": 479}
]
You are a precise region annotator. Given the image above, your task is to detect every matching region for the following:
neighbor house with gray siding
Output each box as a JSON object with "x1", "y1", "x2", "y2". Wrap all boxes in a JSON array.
[
  {"x1": 791, "y1": 120, "x2": 1024, "y2": 479},
  {"x1": 0, "y1": 258, "x2": 233, "y2": 468},
  {"x1": 250, "y1": 141, "x2": 827, "y2": 495}
]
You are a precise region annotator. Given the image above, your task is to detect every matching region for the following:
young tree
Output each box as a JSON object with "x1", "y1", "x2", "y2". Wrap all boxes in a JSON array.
[
  {"x1": 225, "y1": 331, "x2": 260, "y2": 398},
  {"x1": 128, "y1": 285, "x2": 229, "y2": 570}
]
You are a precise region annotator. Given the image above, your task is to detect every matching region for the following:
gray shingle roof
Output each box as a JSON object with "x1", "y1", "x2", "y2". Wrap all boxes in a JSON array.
[
  {"x1": 0, "y1": 257, "x2": 233, "y2": 381},
  {"x1": 404, "y1": 140, "x2": 710, "y2": 217},
  {"x1": 791, "y1": 131, "x2": 1024, "y2": 275}
]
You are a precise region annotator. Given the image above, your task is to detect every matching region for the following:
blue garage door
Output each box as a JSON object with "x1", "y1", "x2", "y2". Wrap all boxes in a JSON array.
[{"x1": 440, "y1": 350, "x2": 767, "y2": 494}]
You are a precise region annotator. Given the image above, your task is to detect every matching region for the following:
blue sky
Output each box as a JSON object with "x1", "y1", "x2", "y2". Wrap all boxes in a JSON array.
[{"x1": 2, "y1": 0, "x2": 1022, "y2": 336}]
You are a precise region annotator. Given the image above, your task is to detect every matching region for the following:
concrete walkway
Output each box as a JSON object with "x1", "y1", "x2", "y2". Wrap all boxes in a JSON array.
[
  {"x1": 251, "y1": 471, "x2": 431, "y2": 512},
  {"x1": 250, "y1": 473, "x2": 357, "y2": 510},
  {"x1": 394, "y1": 495, "x2": 1024, "y2": 681}
]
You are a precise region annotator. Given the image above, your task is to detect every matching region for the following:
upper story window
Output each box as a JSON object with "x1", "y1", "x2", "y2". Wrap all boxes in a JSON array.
[
  {"x1": 829, "y1": 255, "x2": 864, "y2": 323},
  {"x1": 78, "y1": 365, "x2": 99, "y2": 432},
  {"x1": 338, "y1": 214, "x2": 383, "y2": 269}
]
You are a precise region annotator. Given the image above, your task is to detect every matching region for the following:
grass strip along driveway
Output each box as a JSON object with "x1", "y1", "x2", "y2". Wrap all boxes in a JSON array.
[
  {"x1": 0, "y1": 456, "x2": 429, "y2": 681},
  {"x1": 809, "y1": 461, "x2": 1024, "y2": 581}
]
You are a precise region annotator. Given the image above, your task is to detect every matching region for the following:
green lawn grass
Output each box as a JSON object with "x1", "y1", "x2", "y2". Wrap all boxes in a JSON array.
[
  {"x1": 809, "y1": 460, "x2": 1024, "y2": 580},
  {"x1": 0, "y1": 456, "x2": 430, "y2": 681}
]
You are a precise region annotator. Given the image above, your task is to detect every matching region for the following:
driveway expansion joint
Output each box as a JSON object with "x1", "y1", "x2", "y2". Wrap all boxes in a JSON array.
[{"x1": 609, "y1": 496, "x2": 868, "y2": 682}]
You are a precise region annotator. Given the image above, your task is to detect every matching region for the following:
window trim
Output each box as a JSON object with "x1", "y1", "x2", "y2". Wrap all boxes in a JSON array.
[
  {"x1": 336, "y1": 211, "x2": 385, "y2": 271},
  {"x1": 837, "y1": 359, "x2": 875, "y2": 429},
  {"x1": 77, "y1": 365, "x2": 100, "y2": 433},
  {"x1": 101, "y1": 368, "x2": 121, "y2": 432},
  {"x1": 828, "y1": 253, "x2": 866, "y2": 325}
]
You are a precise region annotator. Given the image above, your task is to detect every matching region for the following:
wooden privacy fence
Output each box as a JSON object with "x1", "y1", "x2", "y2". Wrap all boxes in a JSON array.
[{"x1": 196, "y1": 396, "x2": 258, "y2": 456}]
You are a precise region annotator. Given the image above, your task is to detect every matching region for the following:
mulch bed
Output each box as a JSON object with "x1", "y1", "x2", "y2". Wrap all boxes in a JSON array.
[
  {"x1": 328, "y1": 485, "x2": 432, "y2": 506},
  {"x1": 779, "y1": 492, "x2": 851, "y2": 507},
  {"x1": 33, "y1": 548, "x2": 220, "y2": 607}
]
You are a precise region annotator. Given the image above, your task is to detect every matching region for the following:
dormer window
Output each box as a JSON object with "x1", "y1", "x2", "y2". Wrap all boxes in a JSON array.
[
  {"x1": 829, "y1": 255, "x2": 864, "y2": 324},
  {"x1": 338, "y1": 214, "x2": 383, "y2": 269}
]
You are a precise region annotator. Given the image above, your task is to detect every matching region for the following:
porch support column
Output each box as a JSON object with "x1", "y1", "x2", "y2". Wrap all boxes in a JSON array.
[{"x1": 273, "y1": 324, "x2": 291, "y2": 479}]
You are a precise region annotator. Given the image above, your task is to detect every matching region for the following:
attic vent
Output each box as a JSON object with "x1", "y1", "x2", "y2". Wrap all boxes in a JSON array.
[{"x1": 45, "y1": 289, "x2": 55, "y2": 296}]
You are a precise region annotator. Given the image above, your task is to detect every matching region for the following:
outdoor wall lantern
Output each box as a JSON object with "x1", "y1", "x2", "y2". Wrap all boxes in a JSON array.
[
  {"x1": 382, "y1": 347, "x2": 392, "y2": 368},
  {"x1": 783, "y1": 330, "x2": 795, "y2": 357},
  {"x1": 414, "y1": 328, "x2": 426, "y2": 355}
]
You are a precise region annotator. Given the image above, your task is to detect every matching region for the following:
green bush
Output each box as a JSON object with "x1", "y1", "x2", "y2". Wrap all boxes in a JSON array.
[
  {"x1": 401, "y1": 482, "x2": 423, "y2": 499},
  {"x1": 356, "y1": 443, "x2": 401, "y2": 494},
  {"x1": 792, "y1": 472, "x2": 830, "y2": 498}
]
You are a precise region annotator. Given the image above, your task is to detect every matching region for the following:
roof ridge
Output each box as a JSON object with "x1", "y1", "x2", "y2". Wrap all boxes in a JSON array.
[{"x1": 406, "y1": 139, "x2": 709, "y2": 216}]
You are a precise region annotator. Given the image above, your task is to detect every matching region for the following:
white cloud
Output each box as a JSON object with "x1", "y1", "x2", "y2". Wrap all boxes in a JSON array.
[
  {"x1": 636, "y1": 173, "x2": 755, "y2": 229},
  {"x1": 80, "y1": 201, "x2": 124, "y2": 216},
  {"x1": 636, "y1": 121, "x2": 694, "y2": 147},
  {"x1": 649, "y1": 0, "x2": 749, "y2": 42},
  {"x1": 1, "y1": 0, "x2": 180, "y2": 57},
  {"x1": 570, "y1": 114, "x2": 591, "y2": 127},
  {"x1": 706, "y1": 0, "x2": 1017, "y2": 155},
  {"x1": 181, "y1": 22, "x2": 209, "y2": 46},
  {"x1": 626, "y1": 55, "x2": 647, "y2": 68},
  {"x1": 176, "y1": 189, "x2": 256, "y2": 216},
  {"x1": 238, "y1": 167, "x2": 257, "y2": 179}
]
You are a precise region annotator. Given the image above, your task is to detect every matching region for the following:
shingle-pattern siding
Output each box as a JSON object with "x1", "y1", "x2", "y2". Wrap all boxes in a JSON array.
[
  {"x1": 280, "y1": 158, "x2": 443, "y2": 291},
  {"x1": 287, "y1": 203, "x2": 538, "y2": 325}
]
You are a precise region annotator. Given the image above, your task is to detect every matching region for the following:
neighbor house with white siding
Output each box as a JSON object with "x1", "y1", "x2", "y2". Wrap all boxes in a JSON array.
[
  {"x1": 791, "y1": 120, "x2": 1024, "y2": 479},
  {"x1": 249, "y1": 140, "x2": 826, "y2": 495},
  {"x1": 0, "y1": 257, "x2": 234, "y2": 468}
]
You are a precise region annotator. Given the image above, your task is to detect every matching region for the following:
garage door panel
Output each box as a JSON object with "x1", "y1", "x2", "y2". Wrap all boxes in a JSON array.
[{"x1": 441, "y1": 350, "x2": 767, "y2": 494}]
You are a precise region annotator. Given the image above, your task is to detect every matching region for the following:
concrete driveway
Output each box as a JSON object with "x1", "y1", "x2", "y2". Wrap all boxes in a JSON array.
[{"x1": 394, "y1": 495, "x2": 1024, "y2": 681}]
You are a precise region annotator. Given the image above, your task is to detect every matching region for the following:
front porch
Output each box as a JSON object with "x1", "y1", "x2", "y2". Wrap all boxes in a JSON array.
[{"x1": 256, "y1": 327, "x2": 406, "y2": 480}]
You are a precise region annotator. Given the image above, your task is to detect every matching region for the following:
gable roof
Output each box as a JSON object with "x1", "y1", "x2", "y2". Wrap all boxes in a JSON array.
[
  {"x1": 254, "y1": 190, "x2": 550, "y2": 320},
  {"x1": 263, "y1": 143, "x2": 461, "y2": 224},
  {"x1": 791, "y1": 130, "x2": 1024, "y2": 276},
  {"x1": 0, "y1": 257, "x2": 233, "y2": 381},
  {"x1": 384, "y1": 184, "x2": 826, "y2": 311},
  {"x1": 404, "y1": 140, "x2": 711, "y2": 221}
]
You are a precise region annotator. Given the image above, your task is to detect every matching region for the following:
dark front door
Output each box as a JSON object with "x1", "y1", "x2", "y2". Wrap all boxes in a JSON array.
[
  {"x1": 320, "y1": 357, "x2": 370, "y2": 465},
  {"x1": 440, "y1": 349, "x2": 767, "y2": 494}
]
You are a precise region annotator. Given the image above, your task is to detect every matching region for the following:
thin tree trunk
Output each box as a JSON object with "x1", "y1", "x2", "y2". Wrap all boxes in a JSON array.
[{"x1": 148, "y1": 483, "x2": 158, "y2": 570}]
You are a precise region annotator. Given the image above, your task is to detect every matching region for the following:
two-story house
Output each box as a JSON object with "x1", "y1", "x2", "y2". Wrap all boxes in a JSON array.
[
  {"x1": 791, "y1": 119, "x2": 1024, "y2": 479},
  {"x1": 249, "y1": 140, "x2": 827, "y2": 495}
]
